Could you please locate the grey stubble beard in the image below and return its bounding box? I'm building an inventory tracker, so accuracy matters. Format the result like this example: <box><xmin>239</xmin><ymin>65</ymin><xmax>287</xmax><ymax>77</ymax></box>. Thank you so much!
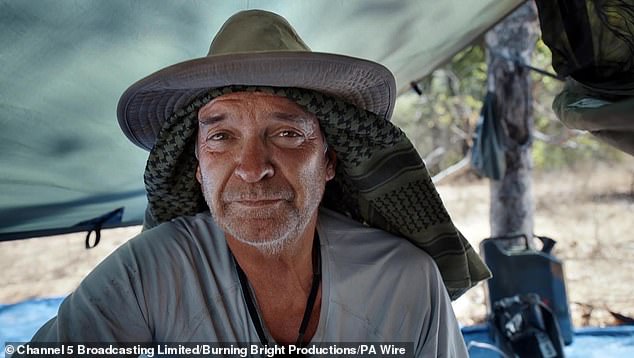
<box><xmin>200</xmin><ymin>176</ymin><xmax>315</xmax><ymax>256</ymax></box>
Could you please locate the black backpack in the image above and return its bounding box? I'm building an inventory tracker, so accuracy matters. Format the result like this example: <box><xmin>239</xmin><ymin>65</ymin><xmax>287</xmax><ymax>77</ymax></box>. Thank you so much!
<box><xmin>489</xmin><ymin>293</ymin><xmax>566</xmax><ymax>358</ymax></box>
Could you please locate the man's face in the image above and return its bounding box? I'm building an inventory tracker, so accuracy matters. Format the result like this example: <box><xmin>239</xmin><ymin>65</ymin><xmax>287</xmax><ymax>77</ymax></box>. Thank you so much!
<box><xmin>196</xmin><ymin>91</ymin><xmax>335</xmax><ymax>255</ymax></box>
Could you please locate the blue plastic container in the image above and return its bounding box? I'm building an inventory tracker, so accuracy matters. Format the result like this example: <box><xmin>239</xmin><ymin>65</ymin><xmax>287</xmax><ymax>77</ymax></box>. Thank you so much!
<box><xmin>480</xmin><ymin>234</ymin><xmax>574</xmax><ymax>345</ymax></box>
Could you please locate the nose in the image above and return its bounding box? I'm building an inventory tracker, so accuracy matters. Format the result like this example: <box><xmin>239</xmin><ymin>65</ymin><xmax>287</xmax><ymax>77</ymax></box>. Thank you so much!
<box><xmin>234</xmin><ymin>136</ymin><xmax>274</xmax><ymax>182</ymax></box>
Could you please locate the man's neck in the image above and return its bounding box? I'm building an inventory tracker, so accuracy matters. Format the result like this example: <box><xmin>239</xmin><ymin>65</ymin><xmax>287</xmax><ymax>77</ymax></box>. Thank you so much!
<box><xmin>225</xmin><ymin>214</ymin><xmax>318</xmax><ymax>292</ymax></box>
<box><xmin>225</xmin><ymin>214</ymin><xmax>321</xmax><ymax>344</ymax></box>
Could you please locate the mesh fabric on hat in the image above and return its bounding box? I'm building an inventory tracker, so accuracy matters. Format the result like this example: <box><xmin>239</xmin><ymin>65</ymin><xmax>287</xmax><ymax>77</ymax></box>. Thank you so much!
<box><xmin>144</xmin><ymin>86</ymin><xmax>491</xmax><ymax>299</ymax></box>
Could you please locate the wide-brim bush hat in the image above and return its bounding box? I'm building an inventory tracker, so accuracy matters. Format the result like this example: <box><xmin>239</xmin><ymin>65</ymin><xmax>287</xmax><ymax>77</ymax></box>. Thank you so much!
<box><xmin>117</xmin><ymin>9</ymin><xmax>491</xmax><ymax>299</ymax></box>
<box><xmin>117</xmin><ymin>9</ymin><xmax>396</xmax><ymax>151</ymax></box>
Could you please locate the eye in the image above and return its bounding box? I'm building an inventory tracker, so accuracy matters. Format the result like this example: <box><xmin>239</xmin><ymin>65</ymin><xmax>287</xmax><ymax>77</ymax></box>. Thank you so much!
<box><xmin>203</xmin><ymin>131</ymin><xmax>234</xmax><ymax>152</ymax></box>
<box><xmin>277</xmin><ymin>130</ymin><xmax>302</xmax><ymax>138</ymax></box>
<box><xmin>271</xmin><ymin>129</ymin><xmax>306</xmax><ymax>148</ymax></box>
<box><xmin>207</xmin><ymin>132</ymin><xmax>229</xmax><ymax>141</ymax></box>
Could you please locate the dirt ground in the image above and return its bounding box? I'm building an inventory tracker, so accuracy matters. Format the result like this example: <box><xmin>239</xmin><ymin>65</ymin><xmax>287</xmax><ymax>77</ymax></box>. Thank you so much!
<box><xmin>446</xmin><ymin>158</ymin><xmax>634</xmax><ymax>327</ymax></box>
<box><xmin>1</xmin><ymin>158</ymin><xmax>633</xmax><ymax>328</ymax></box>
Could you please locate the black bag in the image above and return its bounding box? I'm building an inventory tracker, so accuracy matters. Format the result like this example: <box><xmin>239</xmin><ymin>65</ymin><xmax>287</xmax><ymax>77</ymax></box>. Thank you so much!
<box><xmin>489</xmin><ymin>293</ymin><xmax>566</xmax><ymax>358</ymax></box>
<box><xmin>471</xmin><ymin>91</ymin><xmax>507</xmax><ymax>180</ymax></box>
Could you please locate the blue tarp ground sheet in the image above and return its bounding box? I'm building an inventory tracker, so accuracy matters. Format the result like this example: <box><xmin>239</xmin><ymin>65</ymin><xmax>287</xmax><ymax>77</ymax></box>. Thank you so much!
<box><xmin>1</xmin><ymin>297</ymin><xmax>634</xmax><ymax>357</ymax></box>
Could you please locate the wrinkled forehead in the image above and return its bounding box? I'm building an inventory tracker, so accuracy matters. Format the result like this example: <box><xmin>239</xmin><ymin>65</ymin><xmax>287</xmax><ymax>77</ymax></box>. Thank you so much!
<box><xmin>199</xmin><ymin>91</ymin><xmax>319</xmax><ymax>123</ymax></box>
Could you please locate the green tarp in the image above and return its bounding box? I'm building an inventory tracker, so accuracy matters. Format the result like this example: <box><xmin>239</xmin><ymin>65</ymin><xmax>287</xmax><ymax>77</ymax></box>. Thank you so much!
<box><xmin>0</xmin><ymin>0</ymin><xmax>523</xmax><ymax>240</ymax></box>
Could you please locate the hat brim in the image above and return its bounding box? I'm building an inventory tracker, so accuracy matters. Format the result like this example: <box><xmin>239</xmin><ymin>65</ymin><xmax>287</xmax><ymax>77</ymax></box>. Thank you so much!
<box><xmin>117</xmin><ymin>52</ymin><xmax>396</xmax><ymax>151</ymax></box>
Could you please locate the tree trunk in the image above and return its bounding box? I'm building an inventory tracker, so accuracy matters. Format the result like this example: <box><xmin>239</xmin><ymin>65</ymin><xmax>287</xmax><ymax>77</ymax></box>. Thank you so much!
<box><xmin>485</xmin><ymin>2</ymin><xmax>539</xmax><ymax>246</ymax></box>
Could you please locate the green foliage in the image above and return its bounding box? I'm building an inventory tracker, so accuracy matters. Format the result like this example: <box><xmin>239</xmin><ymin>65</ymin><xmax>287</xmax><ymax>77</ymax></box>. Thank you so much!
<box><xmin>533</xmin><ymin>134</ymin><xmax>626</xmax><ymax>170</ymax></box>
<box><xmin>529</xmin><ymin>39</ymin><xmax>626</xmax><ymax>170</ymax></box>
<box><xmin>393</xmin><ymin>39</ymin><xmax>627</xmax><ymax>176</ymax></box>
<box><xmin>393</xmin><ymin>44</ymin><xmax>487</xmax><ymax>176</ymax></box>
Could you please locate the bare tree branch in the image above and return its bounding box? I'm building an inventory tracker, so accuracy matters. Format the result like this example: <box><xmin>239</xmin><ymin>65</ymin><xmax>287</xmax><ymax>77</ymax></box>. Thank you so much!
<box><xmin>432</xmin><ymin>155</ymin><xmax>471</xmax><ymax>185</ymax></box>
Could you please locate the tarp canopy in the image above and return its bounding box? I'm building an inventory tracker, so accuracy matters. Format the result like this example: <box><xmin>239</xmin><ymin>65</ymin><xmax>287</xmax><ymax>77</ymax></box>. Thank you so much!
<box><xmin>0</xmin><ymin>0</ymin><xmax>523</xmax><ymax>240</ymax></box>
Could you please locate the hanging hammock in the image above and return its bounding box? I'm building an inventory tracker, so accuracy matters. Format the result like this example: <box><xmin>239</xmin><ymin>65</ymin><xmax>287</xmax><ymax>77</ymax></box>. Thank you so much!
<box><xmin>535</xmin><ymin>0</ymin><xmax>634</xmax><ymax>155</ymax></box>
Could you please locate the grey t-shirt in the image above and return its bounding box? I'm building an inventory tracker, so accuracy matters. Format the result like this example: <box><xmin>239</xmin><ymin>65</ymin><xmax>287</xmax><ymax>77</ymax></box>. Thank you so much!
<box><xmin>31</xmin><ymin>208</ymin><xmax>467</xmax><ymax>357</ymax></box>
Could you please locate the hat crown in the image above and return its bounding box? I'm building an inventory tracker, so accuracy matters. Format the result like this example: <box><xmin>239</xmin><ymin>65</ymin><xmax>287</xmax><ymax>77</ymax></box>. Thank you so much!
<box><xmin>208</xmin><ymin>10</ymin><xmax>310</xmax><ymax>55</ymax></box>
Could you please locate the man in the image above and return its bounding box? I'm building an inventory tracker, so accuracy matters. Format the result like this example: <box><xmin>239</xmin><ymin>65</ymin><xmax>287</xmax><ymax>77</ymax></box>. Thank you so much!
<box><xmin>29</xmin><ymin>9</ymin><xmax>489</xmax><ymax>356</ymax></box>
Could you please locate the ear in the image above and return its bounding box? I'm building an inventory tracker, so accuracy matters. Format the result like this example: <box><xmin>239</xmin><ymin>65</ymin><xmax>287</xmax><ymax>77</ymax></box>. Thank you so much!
<box><xmin>325</xmin><ymin>148</ymin><xmax>337</xmax><ymax>181</ymax></box>
<box><xmin>195</xmin><ymin>165</ymin><xmax>202</xmax><ymax>184</ymax></box>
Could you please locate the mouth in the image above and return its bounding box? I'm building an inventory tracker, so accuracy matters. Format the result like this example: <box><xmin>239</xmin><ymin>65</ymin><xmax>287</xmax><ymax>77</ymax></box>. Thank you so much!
<box><xmin>230</xmin><ymin>199</ymin><xmax>287</xmax><ymax>208</ymax></box>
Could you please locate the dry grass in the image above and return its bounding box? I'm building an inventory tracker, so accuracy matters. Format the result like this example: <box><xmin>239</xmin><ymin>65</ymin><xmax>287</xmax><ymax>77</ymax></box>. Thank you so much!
<box><xmin>0</xmin><ymin>227</ymin><xmax>139</xmax><ymax>303</ymax></box>
<box><xmin>1</xmin><ymin>157</ymin><xmax>633</xmax><ymax>329</ymax></box>
<box><xmin>446</xmin><ymin>158</ymin><xmax>634</xmax><ymax>327</ymax></box>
